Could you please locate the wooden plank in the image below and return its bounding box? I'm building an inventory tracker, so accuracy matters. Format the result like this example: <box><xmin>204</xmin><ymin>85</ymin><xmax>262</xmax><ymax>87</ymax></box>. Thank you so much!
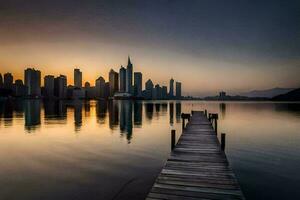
<box><xmin>145</xmin><ymin>111</ymin><xmax>245</xmax><ymax>200</ymax></box>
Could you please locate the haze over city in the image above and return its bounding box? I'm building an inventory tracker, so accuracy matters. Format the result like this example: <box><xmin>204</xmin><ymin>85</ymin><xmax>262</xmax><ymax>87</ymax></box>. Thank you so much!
<box><xmin>0</xmin><ymin>0</ymin><xmax>299</xmax><ymax>96</ymax></box>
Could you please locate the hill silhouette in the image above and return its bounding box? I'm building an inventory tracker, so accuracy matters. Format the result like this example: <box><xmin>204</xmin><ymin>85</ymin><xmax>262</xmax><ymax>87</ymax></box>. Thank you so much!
<box><xmin>272</xmin><ymin>88</ymin><xmax>300</xmax><ymax>101</ymax></box>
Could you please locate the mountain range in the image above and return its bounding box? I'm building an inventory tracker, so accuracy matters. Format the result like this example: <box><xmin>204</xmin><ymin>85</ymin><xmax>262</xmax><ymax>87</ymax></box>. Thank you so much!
<box><xmin>239</xmin><ymin>87</ymin><xmax>295</xmax><ymax>98</ymax></box>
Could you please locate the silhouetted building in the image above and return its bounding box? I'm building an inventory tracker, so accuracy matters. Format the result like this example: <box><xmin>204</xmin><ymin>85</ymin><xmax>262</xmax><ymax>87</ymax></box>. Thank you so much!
<box><xmin>84</xmin><ymin>82</ymin><xmax>95</xmax><ymax>99</ymax></box>
<box><xmin>24</xmin><ymin>68</ymin><xmax>41</xmax><ymax>97</ymax></box>
<box><xmin>176</xmin><ymin>81</ymin><xmax>182</xmax><ymax>98</ymax></box>
<box><xmin>119</xmin><ymin>66</ymin><xmax>126</xmax><ymax>92</ymax></box>
<box><xmin>72</xmin><ymin>87</ymin><xmax>85</xmax><ymax>99</ymax></box>
<box><xmin>126</xmin><ymin>56</ymin><xmax>133</xmax><ymax>94</ymax></box>
<box><xmin>54</xmin><ymin>75</ymin><xmax>67</xmax><ymax>99</ymax></box>
<box><xmin>104</xmin><ymin>82</ymin><xmax>110</xmax><ymax>99</ymax></box>
<box><xmin>74</xmin><ymin>68</ymin><xmax>82</xmax><ymax>88</ymax></box>
<box><xmin>4</xmin><ymin>72</ymin><xmax>13</xmax><ymax>90</ymax></box>
<box><xmin>84</xmin><ymin>82</ymin><xmax>90</xmax><ymax>88</ymax></box>
<box><xmin>109</xmin><ymin>69</ymin><xmax>119</xmax><ymax>96</ymax></box>
<box><xmin>134</xmin><ymin>72</ymin><xmax>142</xmax><ymax>97</ymax></box>
<box><xmin>44</xmin><ymin>75</ymin><xmax>55</xmax><ymax>97</ymax></box>
<box><xmin>153</xmin><ymin>84</ymin><xmax>162</xmax><ymax>99</ymax></box>
<box><xmin>169</xmin><ymin>78</ymin><xmax>174</xmax><ymax>98</ymax></box>
<box><xmin>162</xmin><ymin>86</ymin><xmax>168</xmax><ymax>99</ymax></box>
<box><xmin>96</xmin><ymin>76</ymin><xmax>105</xmax><ymax>98</ymax></box>
<box><xmin>0</xmin><ymin>73</ymin><xmax>3</xmax><ymax>88</ymax></box>
<box><xmin>13</xmin><ymin>79</ymin><xmax>26</xmax><ymax>96</ymax></box>
<box><xmin>144</xmin><ymin>79</ymin><xmax>154</xmax><ymax>99</ymax></box>
<box><xmin>219</xmin><ymin>91</ymin><xmax>226</xmax><ymax>100</ymax></box>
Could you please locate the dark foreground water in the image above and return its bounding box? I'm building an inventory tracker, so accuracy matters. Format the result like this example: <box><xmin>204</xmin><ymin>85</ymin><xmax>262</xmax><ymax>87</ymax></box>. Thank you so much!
<box><xmin>0</xmin><ymin>100</ymin><xmax>299</xmax><ymax>200</ymax></box>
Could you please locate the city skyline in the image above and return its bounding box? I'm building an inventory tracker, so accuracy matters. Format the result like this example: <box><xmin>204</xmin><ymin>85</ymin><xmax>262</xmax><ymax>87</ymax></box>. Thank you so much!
<box><xmin>0</xmin><ymin>0</ymin><xmax>299</xmax><ymax>96</ymax></box>
<box><xmin>0</xmin><ymin>56</ymin><xmax>182</xmax><ymax>100</ymax></box>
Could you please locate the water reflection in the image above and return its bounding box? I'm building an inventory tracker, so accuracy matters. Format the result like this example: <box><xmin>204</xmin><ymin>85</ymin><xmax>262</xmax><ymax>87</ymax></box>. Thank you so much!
<box><xmin>0</xmin><ymin>100</ymin><xmax>300</xmax><ymax>200</ymax></box>
<box><xmin>96</xmin><ymin>100</ymin><xmax>107</xmax><ymax>124</ymax></box>
<box><xmin>220</xmin><ymin>103</ymin><xmax>226</xmax><ymax>119</ymax></box>
<box><xmin>176</xmin><ymin>102</ymin><xmax>181</xmax><ymax>123</ymax></box>
<box><xmin>145</xmin><ymin>102</ymin><xmax>154</xmax><ymax>120</ymax></box>
<box><xmin>25</xmin><ymin>100</ymin><xmax>41</xmax><ymax>131</ymax></box>
<box><xmin>0</xmin><ymin>100</ymin><xmax>183</xmax><ymax>142</ymax></box>
<box><xmin>169</xmin><ymin>102</ymin><xmax>174</xmax><ymax>125</ymax></box>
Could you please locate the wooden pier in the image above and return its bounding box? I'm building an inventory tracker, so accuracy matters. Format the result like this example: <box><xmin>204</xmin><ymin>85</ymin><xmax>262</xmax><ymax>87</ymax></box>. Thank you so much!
<box><xmin>146</xmin><ymin>111</ymin><xmax>245</xmax><ymax>200</ymax></box>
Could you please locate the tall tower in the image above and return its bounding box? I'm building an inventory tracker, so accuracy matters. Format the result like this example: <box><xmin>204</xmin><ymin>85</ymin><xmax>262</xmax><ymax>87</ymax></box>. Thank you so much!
<box><xmin>3</xmin><ymin>73</ymin><xmax>13</xmax><ymax>90</ymax></box>
<box><xmin>126</xmin><ymin>56</ymin><xmax>133</xmax><ymax>94</ymax></box>
<box><xmin>95</xmin><ymin>76</ymin><xmax>105</xmax><ymax>98</ymax></box>
<box><xmin>119</xmin><ymin>66</ymin><xmax>126</xmax><ymax>92</ymax></box>
<box><xmin>24</xmin><ymin>68</ymin><xmax>41</xmax><ymax>96</ymax></box>
<box><xmin>176</xmin><ymin>81</ymin><xmax>182</xmax><ymax>98</ymax></box>
<box><xmin>109</xmin><ymin>69</ymin><xmax>119</xmax><ymax>96</ymax></box>
<box><xmin>169</xmin><ymin>78</ymin><xmax>174</xmax><ymax>98</ymax></box>
<box><xmin>44</xmin><ymin>75</ymin><xmax>55</xmax><ymax>97</ymax></box>
<box><xmin>74</xmin><ymin>68</ymin><xmax>82</xmax><ymax>88</ymax></box>
<box><xmin>54</xmin><ymin>75</ymin><xmax>67</xmax><ymax>99</ymax></box>
<box><xmin>134</xmin><ymin>72</ymin><xmax>142</xmax><ymax>97</ymax></box>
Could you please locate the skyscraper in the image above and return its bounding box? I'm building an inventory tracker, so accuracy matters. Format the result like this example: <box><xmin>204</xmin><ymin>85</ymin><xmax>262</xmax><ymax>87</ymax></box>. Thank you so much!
<box><xmin>54</xmin><ymin>75</ymin><xmax>67</xmax><ymax>99</ymax></box>
<box><xmin>169</xmin><ymin>78</ymin><xmax>174</xmax><ymax>98</ymax></box>
<box><xmin>0</xmin><ymin>73</ymin><xmax>3</xmax><ymax>88</ymax></box>
<box><xmin>44</xmin><ymin>75</ymin><xmax>55</xmax><ymax>97</ymax></box>
<box><xmin>95</xmin><ymin>76</ymin><xmax>105</xmax><ymax>98</ymax></box>
<box><xmin>3</xmin><ymin>73</ymin><xmax>13</xmax><ymax>90</ymax></box>
<box><xmin>176</xmin><ymin>81</ymin><xmax>182</xmax><ymax>98</ymax></box>
<box><xmin>119</xmin><ymin>66</ymin><xmax>126</xmax><ymax>92</ymax></box>
<box><xmin>74</xmin><ymin>68</ymin><xmax>82</xmax><ymax>88</ymax></box>
<box><xmin>13</xmin><ymin>79</ymin><xmax>26</xmax><ymax>96</ymax></box>
<box><xmin>134</xmin><ymin>72</ymin><xmax>142</xmax><ymax>97</ymax></box>
<box><xmin>153</xmin><ymin>84</ymin><xmax>162</xmax><ymax>100</ymax></box>
<box><xmin>145</xmin><ymin>79</ymin><xmax>154</xmax><ymax>99</ymax></box>
<box><xmin>162</xmin><ymin>86</ymin><xmax>168</xmax><ymax>99</ymax></box>
<box><xmin>126</xmin><ymin>56</ymin><xmax>133</xmax><ymax>94</ymax></box>
<box><xmin>24</xmin><ymin>68</ymin><xmax>41</xmax><ymax>96</ymax></box>
<box><xmin>109</xmin><ymin>69</ymin><xmax>119</xmax><ymax>96</ymax></box>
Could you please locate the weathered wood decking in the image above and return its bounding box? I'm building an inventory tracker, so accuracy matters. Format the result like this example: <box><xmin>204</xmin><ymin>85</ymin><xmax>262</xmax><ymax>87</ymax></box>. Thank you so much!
<box><xmin>146</xmin><ymin>111</ymin><xmax>245</xmax><ymax>200</ymax></box>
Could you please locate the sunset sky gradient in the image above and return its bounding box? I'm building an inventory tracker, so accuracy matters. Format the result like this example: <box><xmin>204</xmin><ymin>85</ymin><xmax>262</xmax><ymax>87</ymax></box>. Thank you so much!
<box><xmin>0</xmin><ymin>0</ymin><xmax>299</xmax><ymax>96</ymax></box>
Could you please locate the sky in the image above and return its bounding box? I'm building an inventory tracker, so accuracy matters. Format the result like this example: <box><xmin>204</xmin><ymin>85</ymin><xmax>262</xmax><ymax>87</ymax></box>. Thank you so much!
<box><xmin>0</xmin><ymin>0</ymin><xmax>299</xmax><ymax>96</ymax></box>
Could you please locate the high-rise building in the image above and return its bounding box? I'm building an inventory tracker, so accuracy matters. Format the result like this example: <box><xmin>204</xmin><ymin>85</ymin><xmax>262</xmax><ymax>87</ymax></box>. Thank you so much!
<box><xmin>109</xmin><ymin>69</ymin><xmax>119</xmax><ymax>96</ymax></box>
<box><xmin>24</xmin><ymin>68</ymin><xmax>41</xmax><ymax>96</ymax></box>
<box><xmin>3</xmin><ymin>73</ymin><xmax>13</xmax><ymax>90</ymax></box>
<box><xmin>104</xmin><ymin>82</ymin><xmax>110</xmax><ymax>99</ymax></box>
<box><xmin>44</xmin><ymin>75</ymin><xmax>55</xmax><ymax>97</ymax></box>
<box><xmin>84</xmin><ymin>82</ymin><xmax>90</xmax><ymax>88</ymax></box>
<box><xmin>153</xmin><ymin>84</ymin><xmax>162</xmax><ymax>100</ymax></box>
<box><xmin>74</xmin><ymin>68</ymin><xmax>82</xmax><ymax>88</ymax></box>
<box><xmin>169</xmin><ymin>78</ymin><xmax>174</xmax><ymax>98</ymax></box>
<box><xmin>219</xmin><ymin>91</ymin><xmax>226</xmax><ymax>100</ymax></box>
<box><xmin>119</xmin><ymin>66</ymin><xmax>126</xmax><ymax>92</ymax></box>
<box><xmin>13</xmin><ymin>79</ymin><xmax>26</xmax><ymax>96</ymax></box>
<box><xmin>134</xmin><ymin>72</ymin><xmax>142</xmax><ymax>97</ymax></box>
<box><xmin>162</xmin><ymin>86</ymin><xmax>168</xmax><ymax>99</ymax></box>
<box><xmin>95</xmin><ymin>76</ymin><xmax>105</xmax><ymax>98</ymax></box>
<box><xmin>0</xmin><ymin>73</ymin><xmax>3</xmax><ymax>88</ymax></box>
<box><xmin>54</xmin><ymin>75</ymin><xmax>67</xmax><ymax>99</ymax></box>
<box><xmin>145</xmin><ymin>79</ymin><xmax>154</xmax><ymax>99</ymax></box>
<box><xmin>176</xmin><ymin>81</ymin><xmax>182</xmax><ymax>98</ymax></box>
<box><xmin>126</xmin><ymin>56</ymin><xmax>133</xmax><ymax>94</ymax></box>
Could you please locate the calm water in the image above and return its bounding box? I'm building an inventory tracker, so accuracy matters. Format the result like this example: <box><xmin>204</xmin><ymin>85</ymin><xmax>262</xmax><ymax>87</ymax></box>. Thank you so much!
<box><xmin>0</xmin><ymin>100</ymin><xmax>299</xmax><ymax>200</ymax></box>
